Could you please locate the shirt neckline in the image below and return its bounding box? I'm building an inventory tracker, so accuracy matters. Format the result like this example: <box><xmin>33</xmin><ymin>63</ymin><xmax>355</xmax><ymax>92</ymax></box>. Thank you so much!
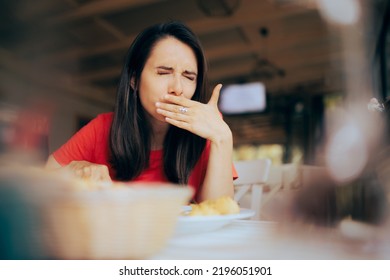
<box><xmin>150</xmin><ymin>149</ymin><xmax>163</xmax><ymax>159</ymax></box>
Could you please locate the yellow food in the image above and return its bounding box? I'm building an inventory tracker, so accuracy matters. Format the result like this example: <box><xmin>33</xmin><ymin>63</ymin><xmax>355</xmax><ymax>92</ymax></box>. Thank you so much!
<box><xmin>189</xmin><ymin>196</ymin><xmax>240</xmax><ymax>216</ymax></box>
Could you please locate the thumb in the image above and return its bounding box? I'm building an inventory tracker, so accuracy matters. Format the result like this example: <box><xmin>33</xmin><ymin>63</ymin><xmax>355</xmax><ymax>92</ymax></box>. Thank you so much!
<box><xmin>208</xmin><ymin>84</ymin><xmax>223</xmax><ymax>106</ymax></box>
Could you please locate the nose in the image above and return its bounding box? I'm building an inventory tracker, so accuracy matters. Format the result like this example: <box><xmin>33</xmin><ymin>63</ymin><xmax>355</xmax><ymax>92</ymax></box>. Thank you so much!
<box><xmin>168</xmin><ymin>75</ymin><xmax>183</xmax><ymax>96</ymax></box>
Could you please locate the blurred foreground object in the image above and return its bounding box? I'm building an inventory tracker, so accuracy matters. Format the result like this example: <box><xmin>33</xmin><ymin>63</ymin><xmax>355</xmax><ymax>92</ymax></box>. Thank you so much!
<box><xmin>0</xmin><ymin>167</ymin><xmax>192</xmax><ymax>259</ymax></box>
<box><xmin>367</xmin><ymin>98</ymin><xmax>385</xmax><ymax>113</ymax></box>
<box><xmin>0</xmin><ymin>101</ymin><xmax>52</xmax><ymax>165</ymax></box>
<box><xmin>291</xmin><ymin>168</ymin><xmax>387</xmax><ymax>227</ymax></box>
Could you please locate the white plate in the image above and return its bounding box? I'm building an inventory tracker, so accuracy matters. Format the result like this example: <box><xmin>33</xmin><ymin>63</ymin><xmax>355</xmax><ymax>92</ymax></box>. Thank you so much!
<box><xmin>174</xmin><ymin>208</ymin><xmax>255</xmax><ymax>236</ymax></box>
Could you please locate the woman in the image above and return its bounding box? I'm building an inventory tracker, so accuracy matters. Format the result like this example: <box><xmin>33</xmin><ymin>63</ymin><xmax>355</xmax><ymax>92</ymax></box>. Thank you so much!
<box><xmin>46</xmin><ymin>21</ymin><xmax>235</xmax><ymax>202</ymax></box>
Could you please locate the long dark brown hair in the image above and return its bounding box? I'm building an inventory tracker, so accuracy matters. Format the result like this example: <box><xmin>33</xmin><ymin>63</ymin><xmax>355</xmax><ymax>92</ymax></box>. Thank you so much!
<box><xmin>109</xmin><ymin>21</ymin><xmax>209</xmax><ymax>184</ymax></box>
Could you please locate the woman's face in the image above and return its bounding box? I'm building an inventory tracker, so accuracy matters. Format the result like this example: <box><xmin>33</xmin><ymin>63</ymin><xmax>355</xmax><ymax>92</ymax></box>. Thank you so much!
<box><xmin>138</xmin><ymin>36</ymin><xmax>198</xmax><ymax>122</ymax></box>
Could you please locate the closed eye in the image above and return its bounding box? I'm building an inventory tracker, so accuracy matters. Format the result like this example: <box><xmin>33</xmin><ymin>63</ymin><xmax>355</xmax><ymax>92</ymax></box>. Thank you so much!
<box><xmin>156</xmin><ymin>66</ymin><xmax>173</xmax><ymax>75</ymax></box>
<box><xmin>157</xmin><ymin>71</ymin><xmax>170</xmax><ymax>75</ymax></box>
<box><xmin>184</xmin><ymin>75</ymin><xmax>196</xmax><ymax>81</ymax></box>
<box><xmin>183</xmin><ymin>71</ymin><xmax>197</xmax><ymax>81</ymax></box>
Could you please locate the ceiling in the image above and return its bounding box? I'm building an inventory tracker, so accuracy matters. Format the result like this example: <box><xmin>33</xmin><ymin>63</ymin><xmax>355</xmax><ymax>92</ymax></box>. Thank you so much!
<box><xmin>1</xmin><ymin>0</ymin><xmax>346</xmax><ymax>104</ymax></box>
<box><xmin>1</xmin><ymin>0</ymin><xmax>384</xmax><ymax>146</ymax></box>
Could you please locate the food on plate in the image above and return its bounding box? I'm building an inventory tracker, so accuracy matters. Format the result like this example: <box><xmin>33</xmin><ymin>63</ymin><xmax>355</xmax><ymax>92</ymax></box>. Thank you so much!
<box><xmin>189</xmin><ymin>196</ymin><xmax>240</xmax><ymax>216</ymax></box>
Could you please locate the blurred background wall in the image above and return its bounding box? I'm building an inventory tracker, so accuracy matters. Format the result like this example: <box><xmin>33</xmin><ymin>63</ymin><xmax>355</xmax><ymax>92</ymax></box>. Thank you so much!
<box><xmin>0</xmin><ymin>0</ymin><xmax>389</xmax><ymax>166</ymax></box>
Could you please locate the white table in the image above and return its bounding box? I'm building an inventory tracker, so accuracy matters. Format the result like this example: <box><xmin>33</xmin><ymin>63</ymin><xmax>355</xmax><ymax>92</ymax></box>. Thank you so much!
<box><xmin>151</xmin><ymin>220</ymin><xmax>381</xmax><ymax>260</ymax></box>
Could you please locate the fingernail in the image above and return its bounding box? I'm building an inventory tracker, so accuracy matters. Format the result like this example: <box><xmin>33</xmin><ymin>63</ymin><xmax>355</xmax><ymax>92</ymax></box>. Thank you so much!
<box><xmin>155</xmin><ymin>102</ymin><xmax>160</xmax><ymax>107</ymax></box>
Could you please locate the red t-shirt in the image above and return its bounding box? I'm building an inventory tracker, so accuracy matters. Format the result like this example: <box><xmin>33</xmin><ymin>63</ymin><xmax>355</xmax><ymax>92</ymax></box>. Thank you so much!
<box><xmin>53</xmin><ymin>113</ymin><xmax>236</xmax><ymax>200</ymax></box>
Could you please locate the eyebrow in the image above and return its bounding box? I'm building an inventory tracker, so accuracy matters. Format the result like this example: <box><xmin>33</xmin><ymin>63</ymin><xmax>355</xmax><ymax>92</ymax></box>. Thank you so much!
<box><xmin>156</xmin><ymin>66</ymin><xmax>197</xmax><ymax>76</ymax></box>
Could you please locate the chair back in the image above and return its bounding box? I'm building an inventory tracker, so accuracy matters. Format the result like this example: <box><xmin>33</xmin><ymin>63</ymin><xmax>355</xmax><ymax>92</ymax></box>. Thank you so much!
<box><xmin>233</xmin><ymin>158</ymin><xmax>271</xmax><ymax>220</ymax></box>
<box><xmin>234</xmin><ymin>159</ymin><xmax>271</xmax><ymax>185</ymax></box>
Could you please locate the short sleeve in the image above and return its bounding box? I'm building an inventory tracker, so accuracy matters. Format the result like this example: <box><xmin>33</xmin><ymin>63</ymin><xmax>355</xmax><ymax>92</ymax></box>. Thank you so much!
<box><xmin>52</xmin><ymin>115</ymin><xmax>102</xmax><ymax>166</ymax></box>
<box><xmin>232</xmin><ymin>163</ymin><xmax>238</xmax><ymax>180</ymax></box>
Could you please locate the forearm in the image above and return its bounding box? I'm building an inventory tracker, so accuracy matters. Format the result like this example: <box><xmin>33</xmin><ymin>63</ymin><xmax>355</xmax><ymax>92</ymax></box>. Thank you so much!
<box><xmin>45</xmin><ymin>155</ymin><xmax>111</xmax><ymax>181</ymax></box>
<box><xmin>199</xmin><ymin>130</ymin><xmax>234</xmax><ymax>201</ymax></box>
<box><xmin>45</xmin><ymin>155</ymin><xmax>62</xmax><ymax>169</ymax></box>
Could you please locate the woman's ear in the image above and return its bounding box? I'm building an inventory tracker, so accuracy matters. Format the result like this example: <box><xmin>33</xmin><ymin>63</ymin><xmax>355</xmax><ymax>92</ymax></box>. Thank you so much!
<box><xmin>130</xmin><ymin>77</ymin><xmax>136</xmax><ymax>90</ymax></box>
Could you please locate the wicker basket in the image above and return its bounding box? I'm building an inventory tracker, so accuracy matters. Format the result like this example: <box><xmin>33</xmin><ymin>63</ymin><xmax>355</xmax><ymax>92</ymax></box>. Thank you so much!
<box><xmin>0</xmin><ymin>167</ymin><xmax>192</xmax><ymax>259</ymax></box>
<box><xmin>42</xmin><ymin>184</ymin><xmax>192</xmax><ymax>259</ymax></box>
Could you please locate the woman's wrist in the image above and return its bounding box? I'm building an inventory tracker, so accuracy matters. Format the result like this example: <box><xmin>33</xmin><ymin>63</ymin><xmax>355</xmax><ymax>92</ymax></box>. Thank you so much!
<box><xmin>210</xmin><ymin>124</ymin><xmax>233</xmax><ymax>147</ymax></box>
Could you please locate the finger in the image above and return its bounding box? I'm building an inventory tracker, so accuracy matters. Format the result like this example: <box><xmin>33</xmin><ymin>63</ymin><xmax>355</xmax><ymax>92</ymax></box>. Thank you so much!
<box><xmin>162</xmin><ymin>94</ymin><xmax>193</xmax><ymax>107</ymax></box>
<box><xmin>156</xmin><ymin>102</ymin><xmax>190</xmax><ymax>114</ymax></box>
<box><xmin>83</xmin><ymin>166</ymin><xmax>92</xmax><ymax>178</ymax></box>
<box><xmin>90</xmin><ymin>166</ymin><xmax>102</xmax><ymax>181</ymax></box>
<box><xmin>156</xmin><ymin>108</ymin><xmax>190</xmax><ymax>121</ymax></box>
<box><xmin>74</xmin><ymin>168</ymin><xmax>84</xmax><ymax>178</ymax></box>
<box><xmin>68</xmin><ymin>161</ymin><xmax>88</xmax><ymax>176</ymax></box>
<box><xmin>165</xmin><ymin>117</ymin><xmax>192</xmax><ymax>131</ymax></box>
<box><xmin>208</xmin><ymin>84</ymin><xmax>222</xmax><ymax>106</ymax></box>
<box><xmin>96</xmin><ymin>166</ymin><xmax>111</xmax><ymax>183</ymax></box>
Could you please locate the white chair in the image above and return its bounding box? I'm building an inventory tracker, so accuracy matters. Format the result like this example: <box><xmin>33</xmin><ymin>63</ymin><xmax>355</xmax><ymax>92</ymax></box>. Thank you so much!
<box><xmin>261</xmin><ymin>163</ymin><xmax>300</xmax><ymax>208</ymax></box>
<box><xmin>233</xmin><ymin>158</ymin><xmax>271</xmax><ymax>220</ymax></box>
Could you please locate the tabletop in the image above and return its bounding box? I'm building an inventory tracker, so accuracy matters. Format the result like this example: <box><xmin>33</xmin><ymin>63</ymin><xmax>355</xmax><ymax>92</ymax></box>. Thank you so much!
<box><xmin>152</xmin><ymin>220</ymin><xmax>342</xmax><ymax>260</ymax></box>
<box><xmin>152</xmin><ymin>218</ymin><xmax>390</xmax><ymax>260</ymax></box>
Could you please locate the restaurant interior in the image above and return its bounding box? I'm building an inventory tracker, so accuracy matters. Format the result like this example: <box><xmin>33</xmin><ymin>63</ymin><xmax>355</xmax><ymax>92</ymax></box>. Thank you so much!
<box><xmin>1</xmin><ymin>0</ymin><xmax>390</xmax><ymax>260</ymax></box>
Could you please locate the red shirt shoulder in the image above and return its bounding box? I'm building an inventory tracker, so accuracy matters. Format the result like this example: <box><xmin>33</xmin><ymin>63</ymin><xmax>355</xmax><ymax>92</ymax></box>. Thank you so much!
<box><xmin>52</xmin><ymin>112</ymin><xmax>113</xmax><ymax>173</ymax></box>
